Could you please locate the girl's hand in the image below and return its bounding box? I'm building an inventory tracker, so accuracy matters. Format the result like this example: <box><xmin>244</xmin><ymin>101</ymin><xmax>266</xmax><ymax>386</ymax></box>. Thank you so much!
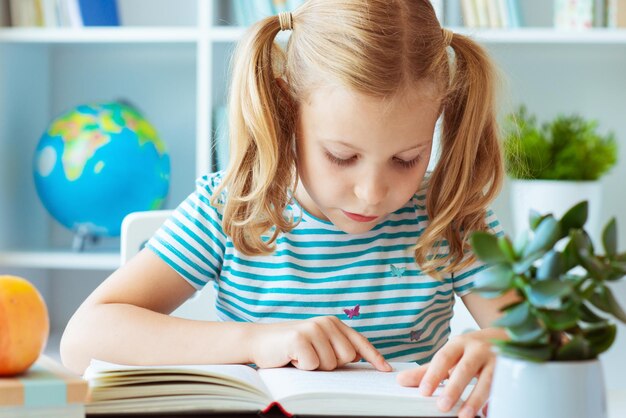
<box><xmin>248</xmin><ymin>316</ymin><xmax>392</xmax><ymax>372</ymax></box>
<box><xmin>396</xmin><ymin>328</ymin><xmax>504</xmax><ymax>418</ymax></box>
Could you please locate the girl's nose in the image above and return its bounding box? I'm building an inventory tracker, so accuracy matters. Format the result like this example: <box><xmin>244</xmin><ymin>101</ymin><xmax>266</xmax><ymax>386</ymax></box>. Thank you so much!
<box><xmin>354</xmin><ymin>173</ymin><xmax>388</xmax><ymax>207</ymax></box>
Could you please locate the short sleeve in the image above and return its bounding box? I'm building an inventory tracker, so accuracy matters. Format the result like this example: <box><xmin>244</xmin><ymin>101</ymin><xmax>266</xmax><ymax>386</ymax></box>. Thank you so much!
<box><xmin>146</xmin><ymin>173</ymin><xmax>227</xmax><ymax>290</ymax></box>
<box><xmin>452</xmin><ymin>208</ymin><xmax>505</xmax><ymax>297</ymax></box>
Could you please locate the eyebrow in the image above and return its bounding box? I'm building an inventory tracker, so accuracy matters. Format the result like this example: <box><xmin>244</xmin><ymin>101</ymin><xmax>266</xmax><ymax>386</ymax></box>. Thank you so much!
<box><xmin>323</xmin><ymin>139</ymin><xmax>430</xmax><ymax>153</ymax></box>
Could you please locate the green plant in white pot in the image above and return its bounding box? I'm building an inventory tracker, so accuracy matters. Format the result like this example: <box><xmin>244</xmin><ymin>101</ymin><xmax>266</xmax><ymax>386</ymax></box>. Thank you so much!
<box><xmin>503</xmin><ymin>106</ymin><xmax>617</xmax><ymax>243</ymax></box>
<box><xmin>470</xmin><ymin>201</ymin><xmax>625</xmax><ymax>418</ymax></box>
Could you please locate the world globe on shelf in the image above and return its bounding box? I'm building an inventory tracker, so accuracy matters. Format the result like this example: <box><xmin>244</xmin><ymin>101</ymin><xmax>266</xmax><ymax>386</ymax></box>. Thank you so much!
<box><xmin>33</xmin><ymin>101</ymin><xmax>170</xmax><ymax>251</ymax></box>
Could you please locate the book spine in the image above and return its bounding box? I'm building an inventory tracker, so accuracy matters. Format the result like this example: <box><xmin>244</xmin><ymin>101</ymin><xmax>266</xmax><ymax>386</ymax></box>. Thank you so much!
<box><xmin>460</xmin><ymin>0</ymin><xmax>477</xmax><ymax>27</ymax></box>
<box><xmin>497</xmin><ymin>0</ymin><xmax>510</xmax><ymax>28</ymax></box>
<box><xmin>64</xmin><ymin>0</ymin><xmax>83</xmax><ymax>27</ymax></box>
<box><xmin>77</xmin><ymin>0</ymin><xmax>119</xmax><ymax>26</ymax></box>
<box><xmin>593</xmin><ymin>0</ymin><xmax>606</xmax><ymax>26</ymax></box>
<box><xmin>616</xmin><ymin>0</ymin><xmax>626</xmax><ymax>26</ymax></box>
<box><xmin>41</xmin><ymin>0</ymin><xmax>59</xmax><ymax>27</ymax></box>
<box><xmin>0</xmin><ymin>0</ymin><xmax>8</xmax><ymax>26</ymax></box>
<box><xmin>506</xmin><ymin>0</ymin><xmax>521</xmax><ymax>27</ymax></box>
<box><xmin>475</xmin><ymin>0</ymin><xmax>490</xmax><ymax>27</ymax></box>
<box><xmin>486</xmin><ymin>0</ymin><xmax>501</xmax><ymax>27</ymax></box>
<box><xmin>555</xmin><ymin>0</ymin><xmax>594</xmax><ymax>29</ymax></box>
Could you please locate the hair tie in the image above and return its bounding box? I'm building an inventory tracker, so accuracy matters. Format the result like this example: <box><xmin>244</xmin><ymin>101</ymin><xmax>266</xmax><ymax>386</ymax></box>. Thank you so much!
<box><xmin>278</xmin><ymin>12</ymin><xmax>293</xmax><ymax>31</ymax></box>
<box><xmin>442</xmin><ymin>28</ymin><xmax>454</xmax><ymax>47</ymax></box>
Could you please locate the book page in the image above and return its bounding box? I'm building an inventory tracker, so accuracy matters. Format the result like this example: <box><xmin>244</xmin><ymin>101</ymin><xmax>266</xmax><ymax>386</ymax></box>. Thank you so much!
<box><xmin>259</xmin><ymin>362</ymin><xmax>448</xmax><ymax>400</ymax></box>
<box><xmin>258</xmin><ymin>363</ymin><xmax>472</xmax><ymax>416</ymax></box>
<box><xmin>85</xmin><ymin>359</ymin><xmax>271</xmax><ymax>399</ymax></box>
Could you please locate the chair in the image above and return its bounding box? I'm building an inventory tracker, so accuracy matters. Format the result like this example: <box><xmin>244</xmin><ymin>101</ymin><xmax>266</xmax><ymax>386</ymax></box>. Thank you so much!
<box><xmin>120</xmin><ymin>210</ymin><xmax>218</xmax><ymax>321</ymax></box>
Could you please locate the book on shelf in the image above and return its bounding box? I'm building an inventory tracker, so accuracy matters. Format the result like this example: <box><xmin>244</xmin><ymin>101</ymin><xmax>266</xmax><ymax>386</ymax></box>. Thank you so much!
<box><xmin>0</xmin><ymin>0</ymin><xmax>10</xmax><ymax>26</ymax></box>
<box><xmin>554</xmin><ymin>0</ymin><xmax>594</xmax><ymax>29</ymax></box>
<box><xmin>459</xmin><ymin>0</ymin><xmax>522</xmax><ymax>28</ymax></box>
<box><xmin>84</xmin><ymin>359</ymin><xmax>474</xmax><ymax>417</ymax></box>
<box><xmin>608</xmin><ymin>0</ymin><xmax>626</xmax><ymax>27</ymax></box>
<box><xmin>0</xmin><ymin>355</ymin><xmax>88</xmax><ymax>418</ymax></box>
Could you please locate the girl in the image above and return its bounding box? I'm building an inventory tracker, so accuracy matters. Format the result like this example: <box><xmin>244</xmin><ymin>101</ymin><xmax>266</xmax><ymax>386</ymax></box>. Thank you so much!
<box><xmin>61</xmin><ymin>1</ymin><xmax>517</xmax><ymax>417</ymax></box>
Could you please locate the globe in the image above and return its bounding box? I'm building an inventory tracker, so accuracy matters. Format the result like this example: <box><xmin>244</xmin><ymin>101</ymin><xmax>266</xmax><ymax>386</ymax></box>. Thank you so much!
<box><xmin>33</xmin><ymin>101</ymin><xmax>170</xmax><ymax>247</ymax></box>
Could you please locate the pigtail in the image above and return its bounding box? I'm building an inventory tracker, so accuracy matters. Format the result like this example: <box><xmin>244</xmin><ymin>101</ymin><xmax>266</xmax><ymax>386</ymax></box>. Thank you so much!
<box><xmin>416</xmin><ymin>33</ymin><xmax>504</xmax><ymax>277</ymax></box>
<box><xmin>212</xmin><ymin>15</ymin><xmax>298</xmax><ymax>255</ymax></box>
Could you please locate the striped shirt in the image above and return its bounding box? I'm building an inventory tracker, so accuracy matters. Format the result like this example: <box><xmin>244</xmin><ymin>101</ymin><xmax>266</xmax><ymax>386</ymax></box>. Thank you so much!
<box><xmin>147</xmin><ymin>171</ymin><xmax>503</xmax><ymax>363</ymax></box>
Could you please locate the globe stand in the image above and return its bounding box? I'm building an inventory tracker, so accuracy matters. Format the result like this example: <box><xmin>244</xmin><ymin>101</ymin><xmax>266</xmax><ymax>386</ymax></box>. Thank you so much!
<box><xmin>72</xmin><ymin>225</ymin><xmax>101</xmax><ymax>252</ymax></box>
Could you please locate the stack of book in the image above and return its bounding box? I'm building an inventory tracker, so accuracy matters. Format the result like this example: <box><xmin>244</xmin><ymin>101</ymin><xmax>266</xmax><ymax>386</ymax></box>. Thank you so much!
<box><xmin>555</xmin><ymin>0</ymin><xmax>626</xmax><ymax>29</ymax></box>
<box><xmin>6</xmin><ymin>0</ymin><xmax>119</xmax><ymax>27</ymax></box>
<box><xmin>0</xmin><ymin>355</ymin><xmax>88</xmax><ymax>418</ymax></box>
<box><xmin>459</xmin><ymin>0</ymin><xmax>523</xmax><ymax>28</ymax></box>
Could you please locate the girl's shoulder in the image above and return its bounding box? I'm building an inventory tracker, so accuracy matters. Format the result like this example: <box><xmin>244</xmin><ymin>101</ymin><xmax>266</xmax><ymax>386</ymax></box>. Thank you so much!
<box><xmin>194</xmin><ymin>171</ymin><xmax>228</xmax><ymax>207</ymax></box>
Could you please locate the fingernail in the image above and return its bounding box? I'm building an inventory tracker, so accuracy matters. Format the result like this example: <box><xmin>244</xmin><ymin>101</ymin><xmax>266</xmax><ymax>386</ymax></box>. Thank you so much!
<box><xmin>437</xmin><ymin>396</ymin><xmax>453</xmax><ymax>411</ymax></box>
<box><xmin>383</xmin><ymin>360</ymin><xmax>392</xmax><ymax>371</ymax></box>
<box><xmin>459</xmin><ymin>405</ymin><xmax>475</xmax><ymax>418</ymax></box>
<box><xmin>419</xmin><ymin>383</ymin><xmax>433</xmax><ymax>396</ymax></box>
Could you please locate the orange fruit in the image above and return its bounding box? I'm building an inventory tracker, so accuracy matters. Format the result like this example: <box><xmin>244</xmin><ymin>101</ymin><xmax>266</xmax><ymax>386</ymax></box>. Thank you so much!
<box><xmin>0</xmin><ymin>275</ymin><xmax>49</xmax><ymax>376</ymax></box>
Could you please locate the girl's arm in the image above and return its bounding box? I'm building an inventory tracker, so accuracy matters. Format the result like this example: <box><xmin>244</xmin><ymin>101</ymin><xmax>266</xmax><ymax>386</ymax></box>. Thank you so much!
<box><xmin>60</xmin><ymin>249</ymin><xmax>389</xmax><ymax>375</ymax></box>
<box><xmin>397</xmin><ymin>291</ymin><xmax>518</xmax><ymax>418</ymax></box>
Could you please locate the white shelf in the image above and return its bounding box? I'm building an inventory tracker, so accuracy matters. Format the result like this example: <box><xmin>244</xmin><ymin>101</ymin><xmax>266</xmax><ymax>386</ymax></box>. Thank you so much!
<box><xmin>2</xmin><ymin>26</ymin><xmax>626</xmax><ymax>45</ymax></box>
<box><xmin>0</xmin><ymin>27</ymin><xmax>201</xmax><ymax>43</ymax></box>
<box><xmin>0</xmin><ymin>250</ymin><xmax>120</xmax><ymax>270</ymax></box>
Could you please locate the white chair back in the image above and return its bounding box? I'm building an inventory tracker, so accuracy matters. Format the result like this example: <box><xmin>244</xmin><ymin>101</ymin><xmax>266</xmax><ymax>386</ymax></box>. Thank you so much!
<box><xmin>121</xmin><ymin>211</ymin><xmax>219</xmax><ymax>321</ymax></box>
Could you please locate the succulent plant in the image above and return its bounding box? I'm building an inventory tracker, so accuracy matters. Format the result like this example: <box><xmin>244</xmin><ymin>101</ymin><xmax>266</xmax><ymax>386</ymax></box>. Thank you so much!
<box><xmin>470</xmin><ymin>201</ymin><xmax>626</xmax><ymax>361</ymax></box>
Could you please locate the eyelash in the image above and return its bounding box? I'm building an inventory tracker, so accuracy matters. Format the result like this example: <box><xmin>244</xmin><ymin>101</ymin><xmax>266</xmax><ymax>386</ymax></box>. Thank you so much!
<box><xmin>325</xmin><ymin>152</ymin><xmax>421</xmax><ymax>169</ymax></box>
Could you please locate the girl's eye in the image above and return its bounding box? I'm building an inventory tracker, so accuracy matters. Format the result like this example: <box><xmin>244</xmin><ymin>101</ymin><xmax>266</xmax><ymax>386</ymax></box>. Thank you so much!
<box><xmin>394</xmin><ymin>156</ymin><xmax>421</xmax><ymax>169</ymax></box>
<box><xmin>325</xmin><ymin>151</ymin><xmax>356</xmax><ymax>166</ymax></box>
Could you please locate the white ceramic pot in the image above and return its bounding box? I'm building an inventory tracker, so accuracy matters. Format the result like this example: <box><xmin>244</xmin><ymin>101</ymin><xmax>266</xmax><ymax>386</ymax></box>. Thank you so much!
<box><xmin>489</xmin><ymin>355</ymin><xmax>607</xmax><ymax>418</ymax></box>
<box><xmin>509</xmin><ymin>179</ymin><xmax>602</xmax><ymax>243</ymax></box>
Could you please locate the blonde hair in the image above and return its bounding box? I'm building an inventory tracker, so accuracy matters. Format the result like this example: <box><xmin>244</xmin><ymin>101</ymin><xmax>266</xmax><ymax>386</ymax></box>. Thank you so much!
<box><xmin>213</xmin><ymin>0</ymin><xmax>503</xmax><ymax>277</ymax></box>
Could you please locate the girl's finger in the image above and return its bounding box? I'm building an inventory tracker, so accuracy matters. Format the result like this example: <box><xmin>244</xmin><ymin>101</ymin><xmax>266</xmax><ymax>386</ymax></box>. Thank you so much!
<box><xmin>418</xmin><ymin>342</ymin><xmax>463</xmax><ymax>396</ymax></box>
<box><xmin>310</xmin><ymin>334</ymin><xmax>339</xmax><ymax>371</ymax></box>
<box><xmin>324</xmin><ymin>320</ymin><xmax>358</xmax><ymax>366</ymax></box>
<box><xmin>337</xmin><ymin>321</ymin><xmax>391</xmax><ymax>372</ymax></box>
<box><xmin>458</xmin><ymin>363</ymin><xmax>494</xmax><ymax>418</ymax></box>
<box><xmin>396</xmin><ymin>364</ymin><xmax>428</xmax><ymax>387</ymax></box>
<box><xmin>437</xmin><ymin>354</ymin><xmax>484</xmax><ymax>412</ymax></box>
<box><xmin>289</xmin><ymin>339</ymin><xmax>321</xmax><ymax>371</ymax></box>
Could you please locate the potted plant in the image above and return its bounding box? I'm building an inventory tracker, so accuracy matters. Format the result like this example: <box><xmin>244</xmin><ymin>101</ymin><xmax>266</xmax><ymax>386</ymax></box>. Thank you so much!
<box><xmin>470</xmin><ymin>200</ymin><xmax>626</xmax><ymax>418</ymax></box>
<box><xmin>503</xmin><ymin>106</ymin><xmax>617</xmax><ymax>243</ymax></box>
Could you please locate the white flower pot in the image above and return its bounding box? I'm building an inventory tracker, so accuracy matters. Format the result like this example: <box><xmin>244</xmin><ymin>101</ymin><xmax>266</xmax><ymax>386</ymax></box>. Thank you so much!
<box><xmin>489</xmin><ymin>355</ymin><xmax>607</xmax><ymax>418</ymax></box>
<box><xmin>509</xmin><ymin>179</ymin><xmax>602</xmax><ymax>243</ymax></box>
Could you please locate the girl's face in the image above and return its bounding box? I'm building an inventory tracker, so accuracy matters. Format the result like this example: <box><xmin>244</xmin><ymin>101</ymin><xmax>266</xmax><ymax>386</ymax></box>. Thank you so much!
<box><xmin>295</xmin><ymin>83</ymin><xmax>440</xmax><ymax>234</ymax></box>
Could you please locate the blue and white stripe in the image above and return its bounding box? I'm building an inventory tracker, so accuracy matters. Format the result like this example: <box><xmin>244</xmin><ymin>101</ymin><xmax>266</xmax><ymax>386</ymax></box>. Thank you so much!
<box><xmin>147</xmin><ymin>172</ymin><xmax>503</xmax><ymax>363</ymax></box>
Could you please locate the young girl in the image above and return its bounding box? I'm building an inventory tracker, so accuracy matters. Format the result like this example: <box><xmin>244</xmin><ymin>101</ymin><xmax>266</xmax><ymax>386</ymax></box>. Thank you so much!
<box><xmin>62</xmin><ymin>1</ymin><xmax>517</xmax><ymax>416</ymax></box>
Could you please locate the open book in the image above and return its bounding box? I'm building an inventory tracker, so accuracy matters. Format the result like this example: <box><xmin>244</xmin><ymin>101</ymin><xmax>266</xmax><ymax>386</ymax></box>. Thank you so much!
<box><xmin>84</xmin><ymin>360</ymin><xmax>474</xmax><ymax>417</ymax></box>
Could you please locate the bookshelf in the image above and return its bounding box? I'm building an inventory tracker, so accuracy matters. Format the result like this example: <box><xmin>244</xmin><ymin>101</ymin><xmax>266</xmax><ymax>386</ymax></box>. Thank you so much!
<box><xmin>0</xmin><ymin>0</ymin><xmax>625</xmax><ymax>388</ymax></box>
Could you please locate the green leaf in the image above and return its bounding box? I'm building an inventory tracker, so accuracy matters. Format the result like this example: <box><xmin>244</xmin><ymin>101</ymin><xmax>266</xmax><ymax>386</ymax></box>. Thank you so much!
<box><xmin>555</xmin><ymin>335</ymin><xmax>592</xmax><ymax>360</ymax></box>
<box><xmin>527</xmin><ymin>280</ymin><xmax>572</xmax><ymax>309</ymax></box>
<box><xmin>589</xmin><ymin>286</ymin><xmax>626</xmax><ymax>323</ymax></box>
<box><xmin>578</xmin><ymin>253</ymin><xmax>607</xmax><ymax>281</ymax></box>
<box><xmin>494</xmin><ymin>340</ymin><xmax>552</xmax><ymax>362</ymax></box>
<box><xmin>580</xmin><ymin>302</ymin><xmax>606</xmax><ymax>323</ymax></box>
<box><xmin>473</xmin><ymin>265</ymin><xmax>515</xmax><ymax>294</ymax></box>
<box><xmin>602</xmin><ymin>218</ymin><xmax>617</xmax><ymax>257</ymax></box>
<box><xmin>536</xmin><ymin>251</ymin><xmax>564</xmax><ymax>280</ymax></box>
<box><xmin>497</xmin><ymin>236</ymin><xmax>518</xmax><ymax>262</ymax></box>
<box><xmin>507</xmin><ymin>312</ymin><xmax>546</xmax><ymax>343</ymax></box>
<box><xmin>494</xmin><ymin>301</ymin><xmax>530</xmax><ymax>328</ymax></box>
<box><xmin>572</xmin><ymin>229</ymin><xmax>594</xmax><ymax>256</ymax></box>
<box><xmin>529</xmin><ymin>210</ymin><xmax>543</xmax><ymax>231</ymax></box>
<box><xmin>559</xmin><ymin>201</ymin><xmax>588</xmax><ymax>236</ymax></box>
<box><xmin>470</xmin><ymin>232</ymin><xmax>508</xmax><ymax>264</ymax></box>
<box><xmin>607</xmin><ymin>261</ymin><xmax>626</xmax><ymax>281</ymax></box>
<box><xmin>513</xmin><ymin>230</ymin><xmax>529</xmax><ymax>255</ymax></box>
<box><xmin>584</xmin><ymin>323</ymin><xmax>617</xmax><ymax>357</ymax></box>
<box><xmin>513</xmin><ymin>251</ymin><xmax>543</xmax><ymax>275</ymax></box>
<box><xmin>562</xmin><ymin>239</ymin><xmax>580</xmax><ymax>272</ymax></box>
<box><xmin>523</xmin><ymin>216</ymin><xmax>561</xmax><ymax>258</ymax></box>
<box><xmin>536</xmin><ymin>306</ymin><xmax>579</xmax><ymax>331</ymax></box>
